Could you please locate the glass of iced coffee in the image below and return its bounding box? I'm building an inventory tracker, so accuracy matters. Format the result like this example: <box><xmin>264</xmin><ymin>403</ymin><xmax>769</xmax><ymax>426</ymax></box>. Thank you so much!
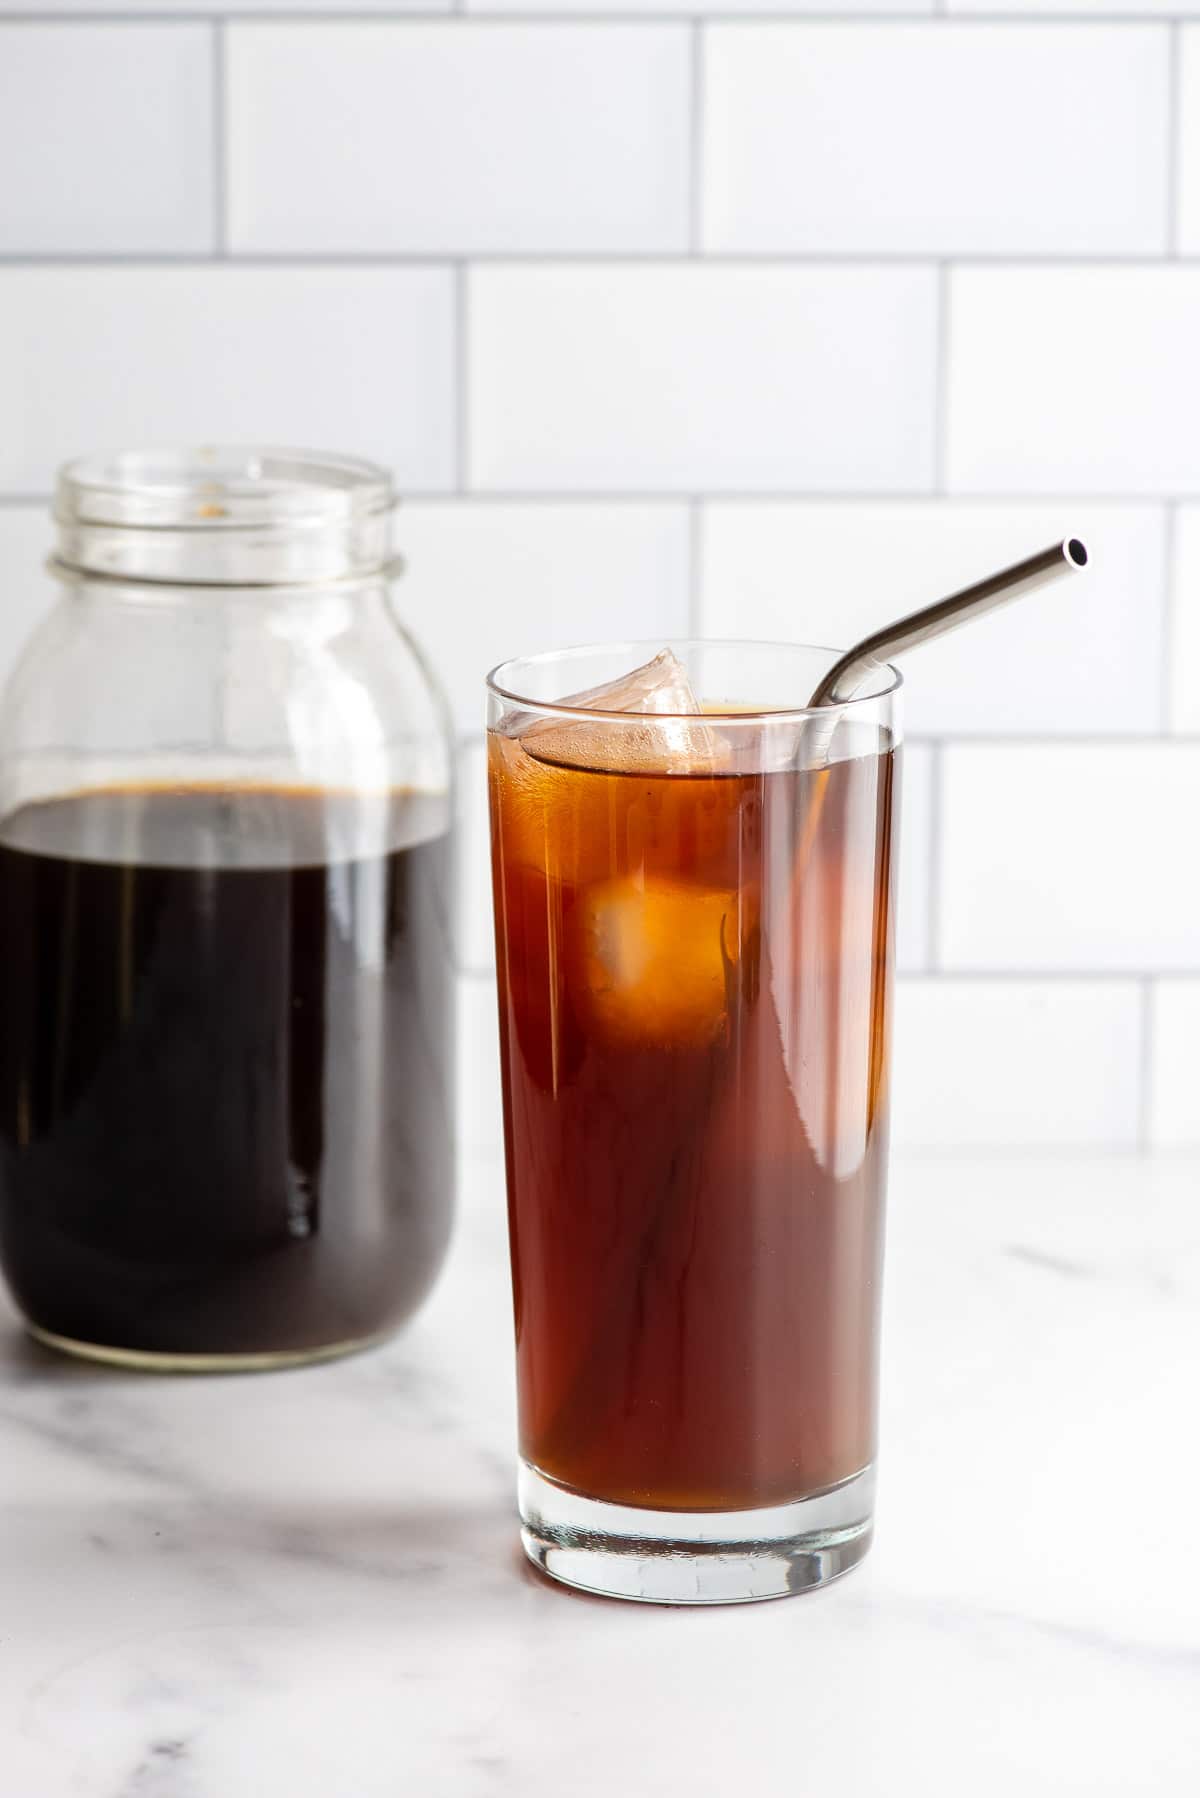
<box><xmin>487</xmin><ymin>641</ymin><xmax>901</xmax><ymax>1604</ymax></box>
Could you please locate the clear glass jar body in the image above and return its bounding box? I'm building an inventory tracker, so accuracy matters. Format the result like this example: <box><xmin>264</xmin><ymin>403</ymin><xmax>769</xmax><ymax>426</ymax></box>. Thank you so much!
<box><xmin>488</xmin><ymin>641</ymin><xmax>900</xmax><ymax>1601</ymax></box>
<box><xmin>0</xmin><ymin>449</ymin><xmax>454</xmax><ymax>1369</ymax></box>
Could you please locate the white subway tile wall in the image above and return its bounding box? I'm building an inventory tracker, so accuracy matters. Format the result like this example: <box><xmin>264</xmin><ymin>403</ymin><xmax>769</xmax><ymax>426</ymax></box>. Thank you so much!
<box><xmin>0</xmin><ymin>6</ymin><xmax>1195</xmax><ymax>1151</ymax></box>
<box><xmin>946</xmin><ymin>268</ymin><xmax>1200</xmax><ymax>495</ymax></box>
<box><xmin>1170</xmin><ymin>505</ymin><xmax>1200</xmax><ymax>732</ymax></box>
<box><xmin>228</xmin><ymin>25</ymin><xmax>690</xmax><ymax>254</ymax></box>
<box><xmin>0</xmin><ymin>24</ymin><xmax>214</xmax><ymax>253</ymax></box>
<box><xmin>396</xmin><ymin>501</ymin><xmax>690</xmax><ymax>732</ymax></box>
<box><xmin>0</xmin><ymin>1</ymin><xmax>446</xmax><ymax>11</ymax></box>
<box><xmin>0</xmin><ymin>509</ymin><xmax>57</xmax><ymax>680</ymax></box>
<box><xmin>891</xmin><ymin>979</ymin><xmax>1144</xmax><ymax>1150</ymax></box>
<box><xmin>468</xmin><ymin>0</ymin><xmax>925</xmax><ymax>13</ymax></box>
<box><xmin>1177</xmin><ymin>29</ymin><xmax>1200</xmax><ymax>256</ymax></box>
<box><xmin>703</xmin><ymin>25</ymin><xmax>1168</xmax><ymax>256</ymax></box>
<box><xmin>468</xmin><ymin>265</ymin><xmax>938</xmax><ymax>491</ymax></box>
<box><xmin>950</xmin><ymin>0</ymin><xmax>1186</xmax><ymax>13</ymax></box>
<box><xmin>700</xmin><ymin>501</ymin><xmax>1166</xmax><ymax>736</ymax></box>
<box><xmin>897</xmin><ymin>744</ymin><xmax>934</xmax><ymax>977</ymax></box>
<box><xmin>0</xmin><ymin>267</ymin><xmax>455</xmax><ymax>493</ymax></box>
<box><xmin>940</xmin><ymin>744</ymin><xmax>1200</xmax><ymax>972</ymax></box>
<box><xmin>457</xmin><ymin>974</ymin><xmax>504</xmax><ymax>1158</ymax></box>
<box><xmin>1148</xmin><ymin>981</ymin><xmax>1200</xmax><ymax>1147</ymax></box>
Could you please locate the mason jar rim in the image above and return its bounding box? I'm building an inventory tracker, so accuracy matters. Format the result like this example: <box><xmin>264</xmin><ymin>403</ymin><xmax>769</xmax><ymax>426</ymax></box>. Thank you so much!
<box><xmin>52</xmin><ymin>445</ymin><xmax>396</xmax><ymax>587</ymax></box>
<box><xmin>56</xmin><ymin>446</ymin><xmax>394</xmax><ymax>528</ymax></box>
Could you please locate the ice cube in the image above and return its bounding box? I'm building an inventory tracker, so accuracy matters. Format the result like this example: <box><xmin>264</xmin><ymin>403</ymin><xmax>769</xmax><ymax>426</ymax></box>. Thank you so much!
<box><xmin>572</xmin><ymin>873</ymin><xmax>755</xmax><ymax>1047</ymax></box>
<box><xmin>555</xmin><ymin>648</ymin><xmax>703</xmax><ymax>716</ymax></box>
<box><xmin>518</xmin><ymin>650</ymin><xmax>722</xmax><ymax>777</ymax></box>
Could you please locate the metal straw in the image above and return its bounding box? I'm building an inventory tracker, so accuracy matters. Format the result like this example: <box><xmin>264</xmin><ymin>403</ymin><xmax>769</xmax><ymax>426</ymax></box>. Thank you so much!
<box><xmin>808</xmin><ymin>536</ymin><xmax>1088</xmax><ymax>709</ymax></box>
<box><xmin>538</xmin><ymin>540</ymin><xmax>1089</xmax><ymax>1474</ymax></box>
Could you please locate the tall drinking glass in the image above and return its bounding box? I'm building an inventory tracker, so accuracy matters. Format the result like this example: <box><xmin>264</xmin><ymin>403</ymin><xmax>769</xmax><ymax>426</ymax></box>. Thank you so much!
<box><xmin>487</xmin><ymin>642</ymin><xmax>901</xmax><ymax>1604</ymax></box>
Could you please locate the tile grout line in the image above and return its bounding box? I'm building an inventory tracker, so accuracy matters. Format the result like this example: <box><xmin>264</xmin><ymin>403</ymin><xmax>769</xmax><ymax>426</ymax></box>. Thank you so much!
<box><xmin>12</xmin><ymin>250</ymin><xmax>1200</xmax><ymax>269</ymax></box>
<box><xmin>211</xmin><ymin>20</ymin><xmax>228</xmax><ymax>259</ymax></box>
<box><xmin>1160</xmin><ymin>499</ymin><xmax>1178</xmax><ymax>731</ymax></box>
<box><xmin>6</xmin><ymin>491</ymin><xmax>1200</xmax><ymax>534</ymax></box>
<box><xmin>902</xmin><ymin>970</ymin><xmax>1191</xmax><ymax>983</ymax></box>
<box><xmin>0</xmin><ymin>488</ymin><xmax>1183</xmax><ymax>503</ymax></box>
<box><xmin>455</xmin><ymin>263</ymin><xmax>470</xmax><ymax>496</ymax></box>
<box><xmin>925</xmin><ymin>740</ymin><xmax>943</xmax><ymax>973</ymax></box>
<box><xmin>687</xmin><ymin>499</ymin><xmax>703</xmax><ymax>633</ymax></box>
<box><xmin>1136</xmin><ymin>975</ymin><xmax>1155</xmax><ymax>1151</ymax></box>
<box><xmin>907</xmin><ymin>731</ymin><xmax>1200</xmax><ymax>745</ymax></box>
<box><xmin>1168</xmin><ymin>21</ymin><xmax>1182</xmax><ymax>258</ymax></box>
<box><xmin>933</xmin><ymin>261</ymin><xmax>950</xmax><ymax>495</ymax></box>
<box><xmin>11</xmin><ymin>11</ymin><xmax>1199</xmax><ymax>24</ymax></box>
<box><xmin>1</xmin><ymin>488</ymin><xmax>1198</xmax><ymax>504</ymax></box>
<box><xmin>452</xmin><ymin>962</ymin><xmax>1186</xmax><ymax>987</ymax></box>
<box><xmin>688</xmin><ymin>21</ymin><xmax>705</xmax><ymax>256</ymax></box>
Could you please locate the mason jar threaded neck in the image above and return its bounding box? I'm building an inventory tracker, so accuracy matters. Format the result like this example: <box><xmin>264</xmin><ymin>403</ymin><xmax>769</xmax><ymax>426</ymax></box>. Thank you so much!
<box><xmin>52</xmin><ymin>445</ymin><xmax>397</xmax><ymax>587</ymax></box>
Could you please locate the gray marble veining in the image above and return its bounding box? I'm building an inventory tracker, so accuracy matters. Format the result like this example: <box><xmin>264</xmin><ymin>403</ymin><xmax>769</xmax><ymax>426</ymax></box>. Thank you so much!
<box><xmin>1</xmin><ymin>1152</ymin><xmax>1198</xmax><ymax>1796</ymax></box>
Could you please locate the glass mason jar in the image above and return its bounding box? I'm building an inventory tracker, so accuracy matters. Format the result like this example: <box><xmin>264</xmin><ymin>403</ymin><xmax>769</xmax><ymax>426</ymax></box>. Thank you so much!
<box><xmin>0</xmin><ymin>447</ymin><xmax>455</xmax><ymax>1370</ymax></box>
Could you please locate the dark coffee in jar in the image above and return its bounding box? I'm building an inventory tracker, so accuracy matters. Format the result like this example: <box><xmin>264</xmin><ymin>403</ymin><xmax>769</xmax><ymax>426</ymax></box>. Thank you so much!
<box><xmin>0</xmin><ymin>783</ymin><xmax>453</xmax><ymax>1366</ymax></box>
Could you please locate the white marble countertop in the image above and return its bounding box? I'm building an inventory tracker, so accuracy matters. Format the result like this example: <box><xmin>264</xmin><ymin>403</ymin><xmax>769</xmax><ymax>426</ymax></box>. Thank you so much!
<box><xmin>1</xmin><ymin>1150</ymin><xmax>1197</xmax><ymax>1796</ymax></box>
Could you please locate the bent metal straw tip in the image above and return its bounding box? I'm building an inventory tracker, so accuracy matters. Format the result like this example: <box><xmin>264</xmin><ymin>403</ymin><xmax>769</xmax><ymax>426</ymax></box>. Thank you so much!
<box><xmin>809</xmin><ymin>535</ymin><xmax>1089</xmax><ymax>709</ymax></box>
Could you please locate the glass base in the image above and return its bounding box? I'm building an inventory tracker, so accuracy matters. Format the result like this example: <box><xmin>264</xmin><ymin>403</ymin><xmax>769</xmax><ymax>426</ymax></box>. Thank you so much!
<box><xmin>26</xmin><ymin>1321</ymin><xmax>390</xmax><ymax>1374</ymax></box>
<box><xmin>518</xmin><ymin>1460</ymin><xmax>875</xmax><ymax>1605</ymax></box>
